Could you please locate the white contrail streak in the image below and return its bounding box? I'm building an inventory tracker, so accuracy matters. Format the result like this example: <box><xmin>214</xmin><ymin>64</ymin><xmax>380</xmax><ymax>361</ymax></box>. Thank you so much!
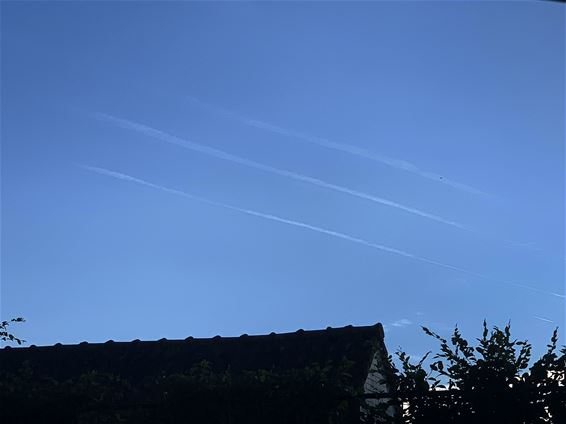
<box><xmin>533</xmin><ymin>316</ymin><xmax>554</xmax><ymax>324</ymax></box>
<box><xmin>80</xmin><ymin>165</ymin><xmax>564</xmax><ymax>300</ymax></box>
<box><xmin>509</xmin><ymin>283</ymin><xmax>565</xmax><ymax>299</ymax></box>
<box><xmin>99</xmin><ymin>112</ymin><xmax>552</xmax><ymax>256</ymax></box>
<box><xmin>185</xmin><ymin>96</ymin><xmax>493</xmax><ymax>198</ymax></box>
<box><xmin>246</xmin><ymin>120</ymin><xmax>493</xmax><ymax>198</ymax></box>
<box><xmin>94</xmin><ymin>113</ymin><xmax>469</xmax><ymax>231</ymax></box>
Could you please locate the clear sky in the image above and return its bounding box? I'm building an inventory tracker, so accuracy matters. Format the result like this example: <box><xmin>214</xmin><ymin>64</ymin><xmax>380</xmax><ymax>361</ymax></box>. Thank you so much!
<box><xmin>1</xmin><ymin>1</ymin><xmax>564</xmax><ymax>360</ymax></box>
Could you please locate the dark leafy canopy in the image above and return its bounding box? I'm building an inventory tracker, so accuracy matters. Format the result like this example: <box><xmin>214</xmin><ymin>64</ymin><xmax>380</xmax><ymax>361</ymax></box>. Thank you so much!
<box><xmin>374</xmin><ymin>321</ymin><xmax>566</xmax><ymax>424</ymax></box>
<box><xmin>0</xmin><ymin>359</ymin><xmax>359</xmax><ymax>424</ymax></box>
<box><xmin>0</xmin><ymin>317</ymin><xmax>25</xmax><ymax>345</ymax></box>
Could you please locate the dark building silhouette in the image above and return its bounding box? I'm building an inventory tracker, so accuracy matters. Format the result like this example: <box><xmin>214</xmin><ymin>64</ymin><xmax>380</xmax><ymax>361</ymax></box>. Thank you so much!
<box><xmin>0</xmin><ymin>323</ymin><xmax>395</xmax><ymax>423</ymax></box>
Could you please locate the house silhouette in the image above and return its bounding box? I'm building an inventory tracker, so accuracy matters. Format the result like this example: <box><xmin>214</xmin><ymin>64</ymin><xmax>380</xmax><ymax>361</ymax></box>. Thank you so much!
<box><xmin>0</xmin><ymin>323</ymin><xmax>395</xmax><ymax>423</ymax></box>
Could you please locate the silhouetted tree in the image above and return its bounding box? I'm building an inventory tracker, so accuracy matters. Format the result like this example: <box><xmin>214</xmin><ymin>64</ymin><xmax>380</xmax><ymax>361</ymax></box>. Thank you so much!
<box><xmin>0</xmin><ymin>317</ymin><xmax>25</xmax><ymax>345</ymax></box>
<box><xmin>375</xmin><ymin>321</ymin><xmax>566</xmax><ymax>423</ymax></box>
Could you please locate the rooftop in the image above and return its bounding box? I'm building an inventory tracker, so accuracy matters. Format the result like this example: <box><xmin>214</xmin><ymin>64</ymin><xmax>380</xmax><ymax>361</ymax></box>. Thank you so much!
<box><xmin>0</xmin><ymin>323</ymin><xmax>387</xmax><ymax>388</ymax></box>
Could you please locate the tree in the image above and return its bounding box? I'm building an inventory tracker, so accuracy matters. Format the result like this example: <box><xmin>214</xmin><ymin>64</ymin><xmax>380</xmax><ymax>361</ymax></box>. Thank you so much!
<box><xmin>376</xmin><ymin>321</ymin><xmax>566</xmax><ymax>423</ymax></box>
<box><xmin>0</xmin><ymin>317</ymin><xmax>25</xmax><ymax>345</ymax></box>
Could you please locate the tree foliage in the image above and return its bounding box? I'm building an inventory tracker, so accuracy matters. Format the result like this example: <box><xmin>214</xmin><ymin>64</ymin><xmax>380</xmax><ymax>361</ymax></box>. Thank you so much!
<box><xmin>374</xmin><ymin>321</ymin><xmax>566</xmax><ymax>424</ymax></box>
<box><xmin>0</xmin><ymin>317</ymin><xmax>25</xmax><ymax>345</ymax></box>
<box><xmin>0</xmin><ymin>358</ymin><xmax>359</xmax><ymax>424</ymax></box>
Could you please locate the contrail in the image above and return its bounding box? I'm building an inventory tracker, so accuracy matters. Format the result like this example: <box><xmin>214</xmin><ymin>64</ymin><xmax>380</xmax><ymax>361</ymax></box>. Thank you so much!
<box><xmin>80</xmin><ymin>164</ymin><xmax>564</xmax><ymax>300</ymax></box>
<box><xmin>533</xmin><ymin>316</ymin><xmax>554</xmax><ymax>324</ymax></box>
<box><xmin>509</xmin><ymin>283</ymin><xmax>565</xmax><ymax>299</ymax></box>
<box><xmin>94</xmin><ymin>113</ymin><xmax>470</xmax><ymax>231</ymax></box>
<box><xmin>185</xmin><ymin>96</ymin><xmax>493</xmax><ymax>198</ymax></box>
<box><xmin>185</xmin><ymin>98</ymin><xmax>562</xmax><ymax>258</ymax></box>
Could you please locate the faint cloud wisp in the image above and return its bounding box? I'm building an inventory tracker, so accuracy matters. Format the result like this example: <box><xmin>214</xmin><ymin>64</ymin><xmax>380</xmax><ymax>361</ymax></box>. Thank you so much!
<box><xmin>391</xmin><ymin>318</ymin><xmax>413</xmax><ymax>328</ymax></box>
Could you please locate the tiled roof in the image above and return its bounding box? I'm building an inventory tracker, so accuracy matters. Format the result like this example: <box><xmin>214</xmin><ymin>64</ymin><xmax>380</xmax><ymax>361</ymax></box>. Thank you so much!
<box><xmin>0</xmin><ymin>324</ymin><xmax>386</xmax><ymax>388</ymax></box>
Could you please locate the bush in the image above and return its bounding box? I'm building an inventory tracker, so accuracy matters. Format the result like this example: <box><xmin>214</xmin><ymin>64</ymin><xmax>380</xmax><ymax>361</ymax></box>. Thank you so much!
<box><xmin>370</xmin><ymin>321</ymin><xmax>566</xmax><ymax>424</ymax></box>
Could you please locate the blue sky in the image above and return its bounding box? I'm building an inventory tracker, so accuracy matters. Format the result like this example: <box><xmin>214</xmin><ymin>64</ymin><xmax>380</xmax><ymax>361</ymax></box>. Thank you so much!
<box><xmin>1</xmin><ymin>1</ymin><xmax>564</xmax><ymax>359</ymax></box>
